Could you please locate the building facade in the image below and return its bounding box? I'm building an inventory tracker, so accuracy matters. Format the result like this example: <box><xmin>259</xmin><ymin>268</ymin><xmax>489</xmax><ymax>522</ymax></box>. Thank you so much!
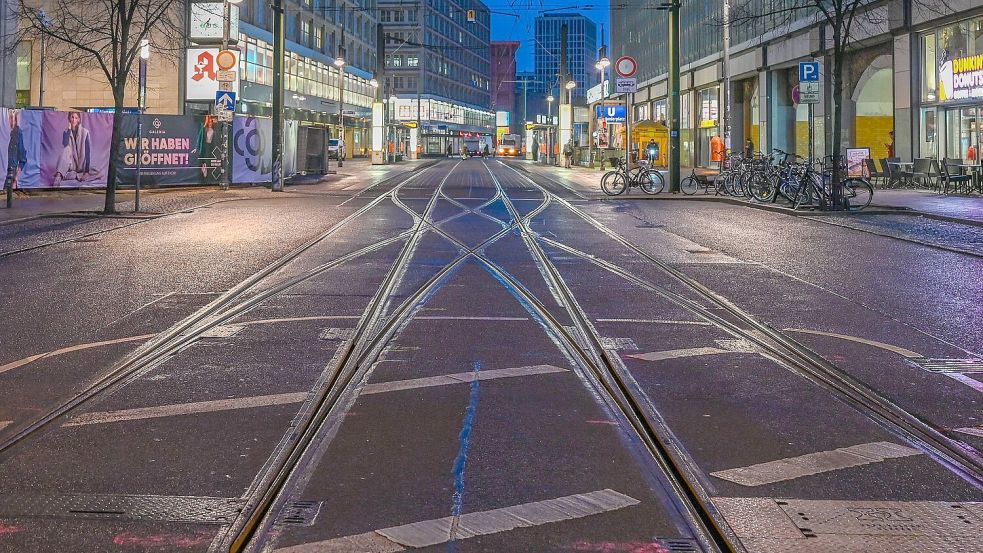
<box><xmin>491</xmin><ymin>41</ymin><xmax>519</xmax><ymax>116</ymax></box>
<box><xmin>612</xmin><ymin>0</ymin><xmax>983</xmax><ymax>168</ymax></box>
<box><xmin>8</xmin><ymin>0</ymin><xmax>380</xmax><ymax>157</ymax></box>
<box><xmin>381</xmin><ymin>0</ymin><xmax>493</xmax><ymax>156</ymax></box>
<box><xmin>534</xmin><ymin>13</ymin><xmax>598</xmax><ymax>104</ymax></box>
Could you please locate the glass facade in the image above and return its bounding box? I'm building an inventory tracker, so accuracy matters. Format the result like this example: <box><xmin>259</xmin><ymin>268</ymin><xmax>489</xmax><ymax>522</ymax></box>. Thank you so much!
<box><xmin>919</xmin><ymin>14</ymin><xmax>983</xmax><ymax>161</ymax></box>
<box><xmin>534</xmin><ymin>14</ymin><xmax>598</xmax><ymax>102</ymax></box>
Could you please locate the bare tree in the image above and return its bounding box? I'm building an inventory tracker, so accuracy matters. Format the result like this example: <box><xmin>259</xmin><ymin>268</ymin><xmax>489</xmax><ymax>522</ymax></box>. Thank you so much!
<box><xmin>729</xmin><ymin>0</ymin><xmax>945</xmax><ymax>208</ymax></box>
<box><xmin>8</xmin><ymin>0</ymin><xmax>183</xmax><ymax>213</ymax></box>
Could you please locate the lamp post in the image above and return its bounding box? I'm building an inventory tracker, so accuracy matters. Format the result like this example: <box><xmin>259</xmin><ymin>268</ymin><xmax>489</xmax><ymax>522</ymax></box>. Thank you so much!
<box><xmin>594</xmin><ymin>55</ymin><xmax>609</xmax><ymax>169</ymax></box>
<box><xmin>389</xmin><ymin>93</ymin><xmax>398</xmax><ymax>161</ymax></box>
<box><xmin>136</xmin><ymin>38</ymin><xmax>149</xmax><ymax>212</ymax></box>
<box><xmin>220</xmin><ymin>0</ymin><xmax>242</xmax><ymax>191</ymax></box>
<box><xmin>546</xmin><ymin>94</ymin><xmax>554</xmax><ymax>165</ymax></box>
<box><xmin>563</xmin><ymin>81</ymin><xmax>575</xmax><ymax>167</ymax></box>
<box><xmin>335</xmin><ymin>56</ymin><xmax>346</xmax><ymax>167</ymax></box>
<box><xmin>37</xmin><ymin>9</ymin><xmax>50</xmax><ymax>107</ymax></box>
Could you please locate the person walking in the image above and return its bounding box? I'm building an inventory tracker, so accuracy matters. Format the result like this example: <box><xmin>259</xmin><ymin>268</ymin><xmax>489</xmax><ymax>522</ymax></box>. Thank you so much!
<box><xmin>447</xmin><ymin>143</ymin><xmax>453</xmax><ymax>158</ymax></box>
<box><xmin>460</xmin><ymin>143</ymin><xmax>468</xmax><ymax>160</ymax></box>
<box><xmin>563</xmin><ymin>141</ymin><xmax>573</xmax><ymax>169</ymax></box>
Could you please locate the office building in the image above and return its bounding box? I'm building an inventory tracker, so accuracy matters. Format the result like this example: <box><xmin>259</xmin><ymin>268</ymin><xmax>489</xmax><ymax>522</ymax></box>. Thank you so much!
<box><xmin>534</xmin><ymin>13</ymin><xmax>598</xmax><ymax>103</ymax></box>
<box><xmin>381</xmin><ymin>0</ymin><xmax>494</xmax><ymax>156</ymax></box>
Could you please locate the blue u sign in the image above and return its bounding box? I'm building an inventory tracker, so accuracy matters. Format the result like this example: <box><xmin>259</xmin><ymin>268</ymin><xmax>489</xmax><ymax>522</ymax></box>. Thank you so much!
<box><xmin>596</xmin><ymin>105</ymin><xmax>626</xmax><ymax>123</ymax></box>
<box><xmin>799</xmin><ymin>61</ymin><xmax>820</xmax><ymax>82</ymax></box>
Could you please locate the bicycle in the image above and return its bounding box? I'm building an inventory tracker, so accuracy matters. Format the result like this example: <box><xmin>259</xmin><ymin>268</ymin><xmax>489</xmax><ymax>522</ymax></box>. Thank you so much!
<box><xmin>601</xmin><ymin>158</ymin><xmax>665</xmax><ymax>196</ymax></box>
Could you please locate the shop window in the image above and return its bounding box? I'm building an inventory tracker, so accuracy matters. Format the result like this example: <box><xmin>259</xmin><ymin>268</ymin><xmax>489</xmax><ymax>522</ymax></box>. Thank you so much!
<box><xmin>921</xmin><ymin>33</ymin><xmax>937</xmax><ymax>102</ymax></box>
<box><xmin>16</xmin><ymin>41</ymin><xmax>31</xmax><ymax>107</ymax></box>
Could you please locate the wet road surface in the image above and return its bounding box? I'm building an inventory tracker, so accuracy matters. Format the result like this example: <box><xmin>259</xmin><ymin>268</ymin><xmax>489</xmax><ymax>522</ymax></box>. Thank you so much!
<box><xmin>0</xmin><ymin>160</ymin><xmax>981</xmax><ymax>553</ymax></box>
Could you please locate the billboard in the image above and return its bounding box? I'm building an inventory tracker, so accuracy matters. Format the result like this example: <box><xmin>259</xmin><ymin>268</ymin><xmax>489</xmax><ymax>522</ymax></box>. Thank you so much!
<box><xmin>1</xmin><ymin>109</ymin><xmax>112</xmax><ymax>189</ymax></box>
<box><xmin>186</xmin><ymin>48</ymin><xmax>240</xmax><ymax>101</ymax></box>
<box><xmin>118</xmin><ymin>114</ymin><xmax>227</xmax><ymax>186</ymax></box>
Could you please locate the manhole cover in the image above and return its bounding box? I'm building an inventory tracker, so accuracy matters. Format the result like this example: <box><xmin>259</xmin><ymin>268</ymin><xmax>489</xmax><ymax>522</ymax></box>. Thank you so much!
<box><xmin>276</xmin><ymin>500</ymin><xmax>322</xmax><ymax>527</ymax></box>
<box><xmin>200</xmin><ymin>324</ymin><xmax>244</xmax><ymax>338</ymax></box>
<box><xmin>319</xmin><ymin>327</ymin><xmax>356</xmax><ymax>341</ymax></box>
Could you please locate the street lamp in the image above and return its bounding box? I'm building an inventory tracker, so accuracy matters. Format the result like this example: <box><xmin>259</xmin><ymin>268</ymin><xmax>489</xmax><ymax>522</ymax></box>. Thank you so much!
<box><xmin>547</xmin><ymin>94</ymin><xmax>555</xmax><ymax>165</ymax></box>
<box><xmin>335</xmin><ymin>56</ymin><xmax>346</xmax><ymax>167</ymax></box>
<box><xmin>135</xmin><ymin>38</ymin><xmax>149</xmax><ymax>212</ymax></box>
<box><xmin>593</xmin><ymin>56</ymin><xmax>610</xmax><ymax>168</ymax></box>
<box><xmin>565</xmin><ymin>80</ymin><xmax>576</xmax><ymax>104</ymax></box>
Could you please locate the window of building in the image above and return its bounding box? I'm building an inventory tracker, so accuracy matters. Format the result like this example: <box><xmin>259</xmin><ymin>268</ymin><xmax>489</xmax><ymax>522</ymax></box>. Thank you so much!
<box><xmin>314</xmin><ymin>25</ymin><xmax>324</xmax><ymax>50</ymax></box>
<box><xmin>921</xmin><ymin>33</ymin><xmax>937</xmax><ymax>102</ymax></box>
<box><xmin>407</xmin><ymin>55</ymin><xmax>418</xmax><ymax>67</ymax></box>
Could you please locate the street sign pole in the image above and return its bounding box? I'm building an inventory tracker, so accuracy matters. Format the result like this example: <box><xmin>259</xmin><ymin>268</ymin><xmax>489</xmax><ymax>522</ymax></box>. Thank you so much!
<box><xmin>667</xmin><ymin>2</ymin><xmax>681</xmax><ymax>192</ymax></box>
<box><xmin>271</xmin><ymin>0</ymin><xmax>284</xmax><ymax>192</ymax></box>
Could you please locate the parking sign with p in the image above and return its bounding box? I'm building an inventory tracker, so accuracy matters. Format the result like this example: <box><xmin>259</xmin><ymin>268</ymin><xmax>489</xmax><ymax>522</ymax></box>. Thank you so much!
<box><xmin>799</xmin><ymin>61</ymin><xmax>820</xmax><ymax>82</ymax></box>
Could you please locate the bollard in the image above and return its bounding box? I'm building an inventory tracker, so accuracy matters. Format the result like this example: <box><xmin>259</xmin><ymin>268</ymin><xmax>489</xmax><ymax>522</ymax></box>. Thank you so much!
<box><xmin>4</xmin><ymin>167</ymin><xmax>13</xmax><ymax>209</ymax></box>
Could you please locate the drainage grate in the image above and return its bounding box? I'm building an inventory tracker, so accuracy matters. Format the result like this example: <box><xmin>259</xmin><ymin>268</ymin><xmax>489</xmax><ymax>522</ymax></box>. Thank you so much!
<box><xmin>600</xmin><ymin>337</ymin><xmax>639</xmax><ymax>351</ymax></box>
<box><xmin>319</xmin><ymin>327</ymin><xmax>356</xmax><ymax>341</ymax></box>
<box><xmin>775</xmin><ymin>498</ymin><xmax>981</xmax><ymax>537</ymax></box>
<box><xmin>199</xmin><ymin>324</ymin><xmax>245</xmax><ymax>339</ymax></box>
<box><xmin>0</xmin><ymin>493</ymin><xmax>244</xmax><ymax>524</ymax></box>
<box><xmin>909</xmin><ymin>358</ymin><xmax>983</xmax><ymax>374</ymax></box>
<box><xmin>715</xmin><ymin>339</ymin><xmax>759</xmax><ymax>353</ymax></box>
<box><xmin>276</xmin><ymin>500</ymin><xmax>322</xmax><ymax>527</ymax></box>
<box><xmin>657</xmin><ymin>537</ymin><xmax>702</xmax><ymax>552</ymax></box>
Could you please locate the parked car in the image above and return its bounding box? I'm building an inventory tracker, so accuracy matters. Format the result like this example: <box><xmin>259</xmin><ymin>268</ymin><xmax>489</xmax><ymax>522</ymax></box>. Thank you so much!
<box><xmin>328</xmin><ymin>139</ymin><xmax>346</xmax><ymax>160</ymax></box>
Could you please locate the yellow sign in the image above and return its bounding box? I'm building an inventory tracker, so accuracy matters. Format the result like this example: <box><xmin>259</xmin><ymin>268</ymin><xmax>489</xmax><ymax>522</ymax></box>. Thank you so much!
<box><xmin>525</xmin><ymin>122</ymin><xmax>535</xmax><ymax>130</ymax></box>
<box><xmin>404</xmin><ymin>121</ymin><xmax>418</xmax><ymax>128</ymax></box>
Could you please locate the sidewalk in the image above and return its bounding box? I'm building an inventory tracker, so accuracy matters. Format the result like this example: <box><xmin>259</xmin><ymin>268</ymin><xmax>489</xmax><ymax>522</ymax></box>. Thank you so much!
<box><xmin>0</xmin><ymin>158</ymin><xmax>426</xmax><ymax>224</ymax></box>
<box><xmin>517</xmin><ymin>160</ymin><xmax>983</xmax><ymax>227</ymax></box>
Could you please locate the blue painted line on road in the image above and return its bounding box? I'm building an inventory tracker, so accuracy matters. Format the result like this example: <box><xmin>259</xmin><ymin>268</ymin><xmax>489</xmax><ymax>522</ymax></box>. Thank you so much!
<box><xmin>449</xmin><ymin>361</ymin><xmax>481</xmax><ymax>551</ymax></box>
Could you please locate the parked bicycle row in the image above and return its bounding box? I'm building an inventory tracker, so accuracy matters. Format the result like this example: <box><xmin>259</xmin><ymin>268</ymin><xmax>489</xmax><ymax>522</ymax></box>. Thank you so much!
<box><xmin>599</xmin><ymin>150</ymin><xmax>874</xmax><ymax>211</ymax></box>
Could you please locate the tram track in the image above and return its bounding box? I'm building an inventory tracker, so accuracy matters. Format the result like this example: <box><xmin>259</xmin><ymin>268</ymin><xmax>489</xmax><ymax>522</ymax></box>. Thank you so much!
<box><xmin>220</xmin><ymin>162</ymin><xmax>555</xmax><ymax>552</ymax></box>
<box><xmin>0</xmin><ymin>165</ymin><xmax>438</xmax><ymax>458</ymax></box>
<box><xmin>501</xmin><ymin>160</ymin><xmax>983</xmax><ymax>487</ymax></box>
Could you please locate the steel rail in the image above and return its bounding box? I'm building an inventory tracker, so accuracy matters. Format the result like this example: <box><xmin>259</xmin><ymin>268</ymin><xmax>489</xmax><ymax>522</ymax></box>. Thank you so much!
<box><xmin>504</xmin><ymin>161</ymin><xmax>983</xmax><ymax>488</ymax></box>
<box><xmin>0</xmin><ymin>165</ymin><xmax>439</xmax><ymax>458</ymax></box>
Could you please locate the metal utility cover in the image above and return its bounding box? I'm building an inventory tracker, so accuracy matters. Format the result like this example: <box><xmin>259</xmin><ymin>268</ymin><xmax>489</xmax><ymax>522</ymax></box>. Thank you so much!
<box><xmin>910</xmin><ymin>358</ymin><xmax>983</xmax><ymax>374</ymax></box>
<box><xmin>0</xmin><ymin>493</ymin><xmax>244</xmax><ymax>524</ymax></box>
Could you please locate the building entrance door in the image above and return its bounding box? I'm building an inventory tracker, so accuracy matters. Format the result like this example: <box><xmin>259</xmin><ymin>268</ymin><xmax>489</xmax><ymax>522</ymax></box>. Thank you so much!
<box><xmin>945</xmin><ymin>106</ymin><xmax>982</xmax><ymax>162</ymax></box>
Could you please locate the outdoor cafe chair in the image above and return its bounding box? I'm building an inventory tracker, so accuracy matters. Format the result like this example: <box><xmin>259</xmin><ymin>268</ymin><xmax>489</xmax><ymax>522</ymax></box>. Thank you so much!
<box><xmin>941</xmin><ymin>158</ymin><xmax>973</xmax><ymax>195</ymax></box>
<box><xmin>865</xmin><ymin>158</ymin><xmax>886</xmax><ymax>186</ymax></box>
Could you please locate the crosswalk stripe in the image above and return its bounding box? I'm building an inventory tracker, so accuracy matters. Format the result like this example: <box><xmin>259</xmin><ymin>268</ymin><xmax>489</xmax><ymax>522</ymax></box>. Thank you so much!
<box><xmin>273</xmin><ymin>489</ymin><xmax>639</xmax><ymax>552</ymax></box>
<box><xmin>361</xmin><ymin>365</ymin><xmax>568</xmax><ymax>395</ymax></box>
<box><xmin>627</xmin><ymin>347</ymin><xmax>732</xmax><ymax>362</ymax></box>
<box><xmin>710</xmin><ymin>441</ymin><xmax>922</xmax><ymax>486</ymax></box>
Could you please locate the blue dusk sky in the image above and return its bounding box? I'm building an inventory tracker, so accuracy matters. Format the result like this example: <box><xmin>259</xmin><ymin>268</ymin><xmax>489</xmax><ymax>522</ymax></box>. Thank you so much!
<box><xmin>484</xmin><ymin>1</ymin><xmax>610</xmax><ymax>72</ymax></box>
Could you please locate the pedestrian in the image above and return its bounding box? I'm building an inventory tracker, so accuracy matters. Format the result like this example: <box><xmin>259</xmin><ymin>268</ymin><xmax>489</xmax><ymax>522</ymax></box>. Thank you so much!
<box><xmin>744</xmin><ymin>138</ymin><xmax>754</xmax><ymax>157</ymax></box>
<box><xmin>563</xmin><ymin>141</ymin><xmax>573</xmax><ymax>168</ymax></box>
<box><xmin>885</xmin><ymin>131</ymin><xmax>895</xmax><ymax>158</ymax></box>
<box><xmin>483</xmin><ymin>144</ymin><xmax>490</xmax><ymax>158</ymax></box>
<box><xmin>447</xmin><ymin>143</ymin><xmax>453</xmax><ymax>158</ymax></box>
<box><xmin>646</xmin><ymin>139</ymin><xmax>659</xmax><ymax>164</ymax></box>
<box><xmin>460</xmin><ymin>143</ymin><xmax>468</xmax><ymax>160</ymax></box>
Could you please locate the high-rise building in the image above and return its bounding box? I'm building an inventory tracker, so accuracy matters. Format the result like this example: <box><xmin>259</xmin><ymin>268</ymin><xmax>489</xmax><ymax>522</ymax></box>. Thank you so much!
<box><xmin>534</xmin><ymin>13</ymin><xmax>598</xmax><ymax>103</ymax></box>
<box><xmin>381</xmin><ymin>0</ymin><xmax>494</xmax><ymax>156</ymax></box>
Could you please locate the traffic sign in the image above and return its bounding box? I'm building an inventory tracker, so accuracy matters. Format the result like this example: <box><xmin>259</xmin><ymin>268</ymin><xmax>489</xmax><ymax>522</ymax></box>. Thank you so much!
<box><xmin>217</xmin><ymin>70</ymin><xmax>237</xmax><ymax>82</ymax></box>
<box><xmin>615</xmin><ymin>56</ymin><xmax>637</xmax><ymax>78</ymax></box>
<box><xmin>215</xmin><ymin>91</ymin><xmax>237</xmax><ymax>111</ymax></box>
<box><xmin>217</xmin><ymin>109</ymin><xmax>233</xmax><ymax>122</ymax></box>
<box><xmin>799</xmin><ymin>81</ymin><xmax>820</xmax><ymax>104</ymax></box>
<box><xmin>799</xmin><ymin>61</ymin><xmax>820</xmax><ymax>82</ymax></box>
<box><xmin>218</xmin><ymin>81</ymin><xmax>234</xmax><ymax>92</ymax></box>
<box><xmin>616</xmin><ymin>78</ymin><xmax>637</xmax><ymax>94</ymax></box>
<box><xmin>216</xmin><ymin>49</ymin><xmax>237</xmax><ymax>71</ymax></box>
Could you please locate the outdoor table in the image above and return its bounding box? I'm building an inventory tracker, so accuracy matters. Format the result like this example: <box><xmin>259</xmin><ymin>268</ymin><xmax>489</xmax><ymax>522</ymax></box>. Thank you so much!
<box><xmin>888</xmin><ymin>161</ymin><xmax>913</xmax><ymax>186</ymax></box>
<box><xmin>951</xmin><ymin>163</ymin><xmax>982</xmax><ymax>193</ymax></box>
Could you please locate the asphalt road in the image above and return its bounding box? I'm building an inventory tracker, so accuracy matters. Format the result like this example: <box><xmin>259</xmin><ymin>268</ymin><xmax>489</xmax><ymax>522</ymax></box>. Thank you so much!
<box><xmin>0</xmin><ymin>159</ymin><xmax>981</xmax><ymax>553</ymax></box>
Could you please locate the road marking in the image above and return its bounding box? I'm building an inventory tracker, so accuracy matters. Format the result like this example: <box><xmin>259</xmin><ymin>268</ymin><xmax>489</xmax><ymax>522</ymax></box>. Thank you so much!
<box><xmin>273</xmin><ymin>489</ymin><xmax>639</xmax><ymax>553</ymax></box>
<box><xmin>710</xmin><ymin>441</ymin><xmax>922</xmax><ymax>486</ymax></box>
<box><xmin>955</xmin><ymin>425</ymin><xmax>983</xmax><ymax>438</ymax></box>
<box><xmin>63</xmin><ymin>392</ymin><xmax>310</xmax><ymax>427</ymax></box>
<box><xmin>595</xmin><ymin>318</ymin><xmax>712</xmax><ymax>326</ymax></box>
<box><xmin>240</xmin><ymin>315</ymin><xmax>361</xmax><ymax>326</ymax></box>
<box><xmin>0</xmin><ymin>421</ymin><xmax>11</xmax><ymax>431</ymax></box>
<box><xmin>627</xmin><ymin>347</ymin><xmax>732</xmax><ymax>362</ymax></box>
<box><xmin>0</xmin><ymin>334</ymin><xmax>157</xmax><ymax>376</ymax></box>
<box><xmin>947</xmin><ymin>373</ymin><xmax>983</xmax><ymax>393</ymax></box>
<box><xmin>783</xmin><ymin>328</ymin><xmax>923</xmax><ymax>358</ymax></box>
<box><xmin>361</xmin><ymin>365</ymin><xmax>568</xmax><ymax>395</ymax></box>
<box><xmin>415</xmin><ymin>315</ymin><xmax>528</xmax><ymax>321</ymax></box>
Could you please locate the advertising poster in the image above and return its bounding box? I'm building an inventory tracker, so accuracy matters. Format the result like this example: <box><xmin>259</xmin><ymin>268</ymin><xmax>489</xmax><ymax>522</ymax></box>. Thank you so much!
<box><xmin>118</xmin><ymin>114</ymin><xmax>227</xmax><ymax>186</ymax></box>
<box><xmin>39</xmin><ymin>111</ymin><xmax>113</xmax><ymax>188</ymax></box>
<box><xmin>233</xmin><ymin>116</ymin><xmax>272</xmax><ymax>183</ymax></box>
<box><xmin>283</xmin><ymin>119</ymin><xmax>298</xmax><ymax>178</ymax></box>
<box><xmin>846</xmin><ymin>147</ymin><xmax>870</xmax><ymax>178</ymax></box>
<box><xmin>1</xmin><ymin>109</ymin><xmax>43</xmax><ymax>189</ymax></box>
